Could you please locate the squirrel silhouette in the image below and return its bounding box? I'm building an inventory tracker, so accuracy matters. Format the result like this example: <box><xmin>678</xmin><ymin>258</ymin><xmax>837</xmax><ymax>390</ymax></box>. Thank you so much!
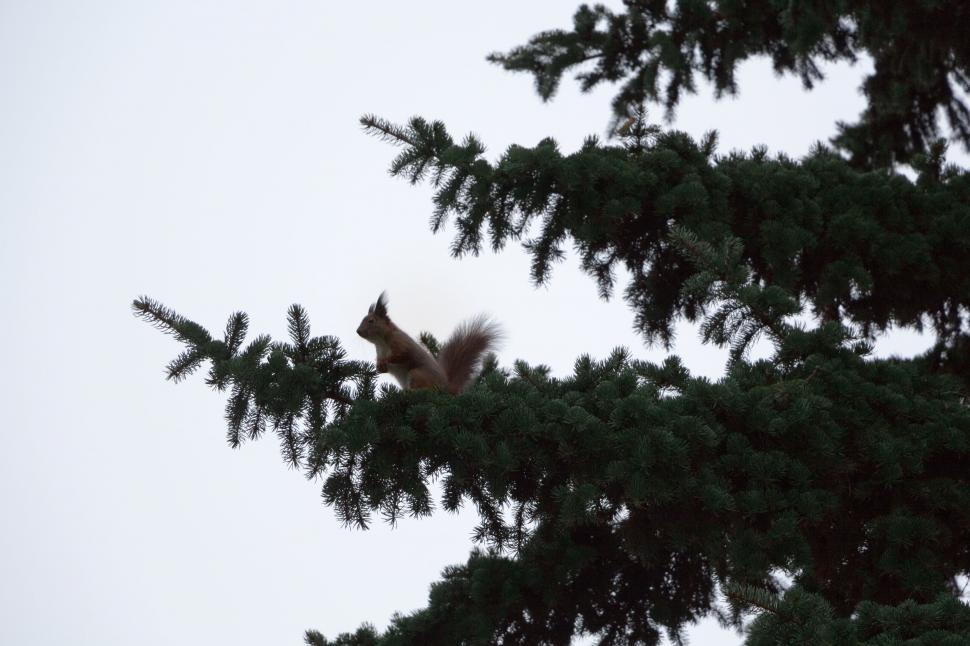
<box><xmin>356</xmin><ymin>292</ymin><xmax>501</xmax><ymax>393</ymax></box>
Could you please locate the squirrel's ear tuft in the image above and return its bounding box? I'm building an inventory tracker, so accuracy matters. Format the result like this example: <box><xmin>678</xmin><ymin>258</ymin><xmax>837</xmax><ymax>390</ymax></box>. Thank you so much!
<box><xmin>374</xmin><ymin>291</ymin><xmax>389</xmax><ymax>318</ymax></box>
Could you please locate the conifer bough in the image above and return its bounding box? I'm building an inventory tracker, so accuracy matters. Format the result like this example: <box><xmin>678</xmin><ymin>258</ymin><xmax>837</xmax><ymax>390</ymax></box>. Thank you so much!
<box><xmin>135</xmin><ymin>2</ymin><xmax>970</xmax><ymax>644</ymax></box>
<box><xmin>487</xmin><ymin>1</ymin><xmax>970</xmax><ymax>169</ymax></box>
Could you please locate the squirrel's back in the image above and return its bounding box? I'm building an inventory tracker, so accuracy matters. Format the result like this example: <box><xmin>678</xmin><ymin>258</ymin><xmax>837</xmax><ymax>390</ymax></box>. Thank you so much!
<box><xmin>437</xmin><ymin>315</ymin><xmax>502</xmax><ymax>394</ymax></box>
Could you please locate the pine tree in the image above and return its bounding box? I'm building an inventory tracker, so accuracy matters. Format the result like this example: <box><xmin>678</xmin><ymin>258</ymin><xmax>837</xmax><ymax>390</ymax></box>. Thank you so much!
<box><xmin>134</xmin><ymin>3</ymin><xmax>970</xmax><ymax>644</ymax></box>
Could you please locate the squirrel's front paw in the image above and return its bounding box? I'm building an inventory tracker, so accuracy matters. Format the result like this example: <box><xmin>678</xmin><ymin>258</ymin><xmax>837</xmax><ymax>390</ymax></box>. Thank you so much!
<box><xmin>376</xmin><ymin>359</ymin><xmax>389</xmax><ymax>373</ymax></box>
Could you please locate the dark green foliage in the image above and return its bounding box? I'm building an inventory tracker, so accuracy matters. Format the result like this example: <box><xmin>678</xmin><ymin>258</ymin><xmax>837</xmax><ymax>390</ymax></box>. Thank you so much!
<box><xmin>488</xmin><ymin>1</ymin><xmax>970</xmax><ymax>168</ymax></box>
<box><xmin>361</xmin><ymin>112</ymin><xmax>970</xmax><ymax>355</ymax></box>
<box><xmin>418</xmin><ymin>331</ymin><xmax>440</xmax><ymax>357</ymax></box>
<box><xmin>134</xmin><ymin>256</ymin><xmax>970</xmax><ymax>642</ymax></box>
<box><xmin>740</xmin><ymin>586</ymin><xmax>970</xmax><ymax>645</ymax></box>
<box><xmin>306</xmin><ymin>624</ymin><xmax>379</xmax><ymax>646</ymax></box>
<box><xmin>133</xmin><ymin>297</ymin><xmax>374</xmax><ymax>462</ymax></box>
<box><xmin>134</xmin><ymin>2</ymin><xmax>970</xmax><ymax>643</ymax></box>
<box><xmin>313</xmin><ymin>340</ymin><xmax>970</xmax><ymax>639</ymax></box>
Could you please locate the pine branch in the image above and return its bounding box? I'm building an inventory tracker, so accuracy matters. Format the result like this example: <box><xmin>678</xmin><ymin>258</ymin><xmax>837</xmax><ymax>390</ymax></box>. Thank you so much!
<box><xmin>132</xmin><ymin>296</ymin><xmax>212</xmax><ymax>346</ymax></box>
<box><xmin>133</xmin><ymin>297</ymin><xmax>373</xmax><ymax>464</ymax></box>
<box><xmin>359</xmin><ymin>113</ymin><xmax>420</xmax><ymax>148</ymax></box>
<box><xmin>487</xmin><ymin>2</ymin><xmax>970</xmax><ymax>167</ymax></box>
<box><xmin>288</xmin><ymin>304</ymin><xmax>311</xmax><ymax>357</ymax></box>
<box><xmin>723</xmin><ymin>582</ymin><xmax>781</xmax><ymax>615</ymax></box>
<box><xmin>136</xmin><ymin>294</ymin><xmax>970</xmax><ymax>642</ymax></box>
<box><xmin>365</xmin><ymin>117</ymin><xmax>970</xmax><ymax>348</ymax></box>
<box><xmin>223</xmin><ymin>311</ymin><xmax>248</xmax><ymax>355</ymax></box>
<box><xmin>668</xmin><ymin>225</ymin><xmax>802</xmax><ymax>362</ymax></box>
<box><xmin>165</xmin><ymin>348</ymin><xmax>206</xmax><ymax>382</ymax></box>
<box><xmin>418</xmin><ymin>331</ymin><xmax>440</xmax><ymax>357</ymax></box>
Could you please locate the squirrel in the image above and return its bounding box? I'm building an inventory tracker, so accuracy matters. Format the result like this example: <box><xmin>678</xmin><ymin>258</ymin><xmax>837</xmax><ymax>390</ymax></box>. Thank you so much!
<box><xmin>356</xmin><ymin>292</ymin><xmax>501</xmax><ymax>393</ymax></box>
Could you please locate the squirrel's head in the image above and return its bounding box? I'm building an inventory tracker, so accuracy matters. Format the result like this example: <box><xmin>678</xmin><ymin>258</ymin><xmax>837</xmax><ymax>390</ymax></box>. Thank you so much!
<box><xmin>356</xmin><ymin>291</ymin><xmax>390</xmax><ymax>341</ymax></box>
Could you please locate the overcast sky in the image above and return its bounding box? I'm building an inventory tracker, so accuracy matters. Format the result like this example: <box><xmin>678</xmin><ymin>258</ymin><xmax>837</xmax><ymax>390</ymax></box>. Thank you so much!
<box><xmin>2</xmin><ymin>2</ymin><xmax>967</xmax><ymax>645</ymax></box>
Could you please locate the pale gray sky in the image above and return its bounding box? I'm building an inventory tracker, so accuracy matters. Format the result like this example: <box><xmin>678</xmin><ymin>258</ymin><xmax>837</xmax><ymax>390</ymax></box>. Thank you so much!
<box><xmin>2</xmin><ymin>2</ymin><xmax>965</xmax><ymax>645</ymax></box>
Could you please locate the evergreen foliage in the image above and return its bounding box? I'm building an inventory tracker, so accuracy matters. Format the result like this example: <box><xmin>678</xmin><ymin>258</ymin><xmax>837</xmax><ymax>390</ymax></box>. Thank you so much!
<box><xmin>359</xmin><ymin>111</ymin><xmax>970</xmax><ymax>374</ymax></box>
<box><xmin>134</xmin><ymin>2</ymin><xmax>970</xmax><ymax>644</ymax></box>
<box><xmin>488</xmin><ymin>1</ymin><xmax>970</xmax><ymax>169</ymax></box>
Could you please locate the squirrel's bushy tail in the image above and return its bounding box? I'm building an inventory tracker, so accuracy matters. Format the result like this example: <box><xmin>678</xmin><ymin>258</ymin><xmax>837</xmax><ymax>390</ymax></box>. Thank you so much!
<box><xmin>438</xmin><ymin>315</ymin><xmax>502</xmax><ymax>394</ymax></box>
